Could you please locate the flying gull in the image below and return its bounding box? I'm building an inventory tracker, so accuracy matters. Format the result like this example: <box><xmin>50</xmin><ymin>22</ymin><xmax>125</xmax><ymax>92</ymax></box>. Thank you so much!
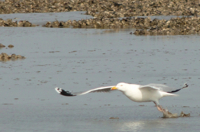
<box><xmin>55</xmin><ymin>82</ymin><xmax>188</xmax><ymax>114</ymax></box>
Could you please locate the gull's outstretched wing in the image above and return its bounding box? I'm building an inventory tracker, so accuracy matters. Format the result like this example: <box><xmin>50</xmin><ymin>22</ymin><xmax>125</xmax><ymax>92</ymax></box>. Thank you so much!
<box><xmin>55</xmin><ymin>86</ymin><xmax>115</xmax><ymax>97</ymax></box>
<box><xmin>139</xmin><ymin>83</ymin><xmax>188</xmax><ymax>93</ymax></box>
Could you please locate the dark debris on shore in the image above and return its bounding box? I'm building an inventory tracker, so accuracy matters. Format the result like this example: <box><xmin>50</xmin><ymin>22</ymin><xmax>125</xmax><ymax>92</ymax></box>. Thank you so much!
<box><xmin>1</xmin><ymin>0</ymin><xmax>200</xmax><ymax>35</ymax></box>
<box><xmin>0</xmin><ymin>18</ymin><xmax>35</xmax><ymax>27</ymax></box>
<box><xmin>0</xmin><ymin>53</ymin><xmax>25</xmax><ymax>62</ymax></box>
<box><xmin>1</xmin><ymin>0</ymin><xmax>200</xmax><ymax>17</ymax></box>
<box><xmin>43</xmin><ymin>16</ymin><xmax>200</xmax><ymax>35</ymax></box>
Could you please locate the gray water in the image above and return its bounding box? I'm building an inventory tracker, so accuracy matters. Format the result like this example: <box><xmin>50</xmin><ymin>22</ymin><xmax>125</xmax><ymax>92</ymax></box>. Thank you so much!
<box><xmin>0</xmin><ymin>12</ymin><xmax>200</xmax><ymax>132</ymax></box>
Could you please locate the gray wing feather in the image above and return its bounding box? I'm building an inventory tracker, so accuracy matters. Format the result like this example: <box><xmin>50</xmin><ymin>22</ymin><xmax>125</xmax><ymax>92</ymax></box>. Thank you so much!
<box><xmin>138</xmin><ymin>86</ymin><xmax>159</xmax><ymax>93</ymax></box>
<box><xmin>145</xmin><ymin>83</ymin><xmax>174</xmax><ymax>92</ymax></box>
<box><xmin>140</xmin><ymin>83</ymin><xmax>188</xmax><ymax>93</ymax></box>
<box><xmin>77</xmin><ymin>86</ymin><xmax>114</xmax><ymax>95</ymax></box>
<box><xmin>55</xmin><ymin>86</ymin><xmax>114</xmax><ymax>97</ymax></box>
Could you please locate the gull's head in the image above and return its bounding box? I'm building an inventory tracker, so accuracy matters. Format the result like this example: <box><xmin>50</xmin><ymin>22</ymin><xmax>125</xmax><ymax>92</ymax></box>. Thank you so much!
<box><xmin>111</xmin><ymin>82</ymin><xmax>127</xmax><ymax>91</ymax></box>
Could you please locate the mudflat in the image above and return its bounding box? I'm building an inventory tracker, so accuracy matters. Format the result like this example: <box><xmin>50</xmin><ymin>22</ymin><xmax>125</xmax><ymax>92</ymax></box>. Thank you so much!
<box><xmin>0</xmin><ymin>10</ymin><xmax>200</xmax><ymax>132</ymax></box>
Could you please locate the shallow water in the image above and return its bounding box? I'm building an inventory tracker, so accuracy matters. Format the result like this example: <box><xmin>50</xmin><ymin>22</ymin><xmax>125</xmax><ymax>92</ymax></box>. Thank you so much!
<box><xmin>0</xmin><ymin>12</ymin><xmax>200</xmax><ymax>131</ymax></box>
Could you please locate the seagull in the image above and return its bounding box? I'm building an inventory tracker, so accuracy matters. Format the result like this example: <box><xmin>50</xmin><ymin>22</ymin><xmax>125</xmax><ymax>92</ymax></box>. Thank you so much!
<box><xmin>55</xmin><ymin>82</ymin><xmax>188</xmax><ymax>114</ymax></box>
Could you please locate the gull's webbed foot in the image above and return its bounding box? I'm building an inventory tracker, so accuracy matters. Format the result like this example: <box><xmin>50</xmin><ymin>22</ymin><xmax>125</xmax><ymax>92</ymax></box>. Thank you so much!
<box><xmin>155</xmin><ymin>103</ymin><xmax>178</xmax><ymax>118</ymax></box>
<box><xmin>154</xmin><ymin>102</ymin><xmax>178</xmax><ymax>118</ymax></box>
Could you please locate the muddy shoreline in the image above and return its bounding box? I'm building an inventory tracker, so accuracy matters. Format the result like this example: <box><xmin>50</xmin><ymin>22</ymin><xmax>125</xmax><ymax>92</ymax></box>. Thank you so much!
<box><xmin>0</xmin><ymin>0</ymin><xmax>200</xmax><ymax>35</ymax></box>
<box><xmin>1</xmin><ymin>0</ymin><xmax>200</xmax><ymax>17</ymax></box>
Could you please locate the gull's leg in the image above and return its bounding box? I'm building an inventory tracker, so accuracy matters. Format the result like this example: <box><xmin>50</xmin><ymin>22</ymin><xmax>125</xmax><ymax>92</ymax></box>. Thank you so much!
<box><xmin>157</xmin><ymin>105</ymin><xmax>167</xmax><ymax>112</ymax></box>
<box><xmin>153</xmin><ymin>102</ymin><xmax>167</xmax><ymax>112</ymax></box>
<box><xmin>153</xmin><ymin>102</ymin><xmax>178</xmax><ymax>118</ymax></box>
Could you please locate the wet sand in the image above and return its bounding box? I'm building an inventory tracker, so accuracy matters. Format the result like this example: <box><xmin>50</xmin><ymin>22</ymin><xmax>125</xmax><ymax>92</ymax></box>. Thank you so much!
<box><xmin>0</xmin><ymin>12</ymin><xmax>200</xmax><ymax>131</ymax></box>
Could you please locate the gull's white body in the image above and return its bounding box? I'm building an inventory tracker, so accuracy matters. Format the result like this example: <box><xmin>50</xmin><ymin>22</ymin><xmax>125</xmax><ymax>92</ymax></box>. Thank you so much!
<box><xmin>116</xmin><ymin>83</ymin><xmax>176</xmax><ymax>105</ymax></box>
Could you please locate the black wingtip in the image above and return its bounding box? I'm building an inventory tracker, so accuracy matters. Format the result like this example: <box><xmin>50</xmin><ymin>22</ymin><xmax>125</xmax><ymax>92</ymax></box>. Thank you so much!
<box><xmin>168</xmin><ymin>83</ymin><xmax>189</xmax><ymax>93</ymax></box>
<box><xmin>55</xmin><ymin>87</ymin><xmax>75</xmax><ymax>96</ymax></box>
<box><xmin>183</xmin><ymin>83</ymin><xmax>188</xmax><ymax>88</ymax></box>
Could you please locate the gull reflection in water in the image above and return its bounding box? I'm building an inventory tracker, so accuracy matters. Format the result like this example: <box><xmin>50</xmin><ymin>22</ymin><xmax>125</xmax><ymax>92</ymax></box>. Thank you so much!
<box><xmin>114</xmin><ymin>119</ymin><xmax>171</xmax><ymax>131</ymax></box>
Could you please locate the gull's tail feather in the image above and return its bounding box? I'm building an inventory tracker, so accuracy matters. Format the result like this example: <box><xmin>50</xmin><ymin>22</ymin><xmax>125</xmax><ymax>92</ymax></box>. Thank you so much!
<box><xmin>161</xmin><ymin>91</ymin><xmax>178</xmax><ymax>97</ymax></box>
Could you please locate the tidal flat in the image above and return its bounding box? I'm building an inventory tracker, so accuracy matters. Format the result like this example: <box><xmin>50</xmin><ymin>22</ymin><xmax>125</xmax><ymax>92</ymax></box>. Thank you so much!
<box><xmin>0</xmin><ymin>11</ymin><xmax>200</xmax><ymax>131</ymax></box>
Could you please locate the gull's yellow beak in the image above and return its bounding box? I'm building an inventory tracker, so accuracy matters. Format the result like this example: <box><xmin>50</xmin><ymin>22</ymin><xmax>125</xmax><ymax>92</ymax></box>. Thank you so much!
<box><xmin>111</xmin><ymin>86</ymin><xmax>118</xmax><ymax>90</ymax></box>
